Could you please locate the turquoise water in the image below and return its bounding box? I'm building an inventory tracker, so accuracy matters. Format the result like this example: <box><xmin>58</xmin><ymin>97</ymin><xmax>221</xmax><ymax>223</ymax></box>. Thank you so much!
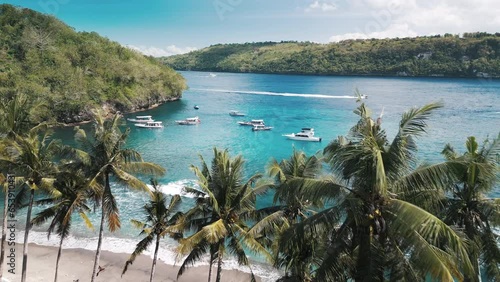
<box><xmin>8</xmin><ymin>71</ymin><xmax>500</xmax><ymax>280</ymax></box>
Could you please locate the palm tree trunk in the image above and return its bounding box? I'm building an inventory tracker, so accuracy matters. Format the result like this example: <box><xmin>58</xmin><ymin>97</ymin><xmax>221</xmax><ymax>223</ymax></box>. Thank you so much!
<box><xmin>464</xmin><ymin>219</ymin><xmax>481</xmax><ymax>282</ymax></box>
<box><xmin>91</xmin><ymin>178</ymin><xmax>108</xmax><ymax>282</ymax></box>
<box><xmin>149</xmin><ymin>233</ymin><xmax>160</xmax><ymax>282</ymax></box>
<box><xmin>21</xmin><ymin>188</ymin><xmax>35</xmax><ymax>282</ymax></box>
<box><xmin>355</xmin><ymin>225</ymin><xmax>372</xmax><ymax>282</ymax></box>
<box><xmin>54</xmin><ymin>234</ymin><xmax>64</xmax><ymax>282</ymax></box>
<box><xmin>0</xmin><ymin>180</ymin><xmax>9</xmax><ymax>279</ymax></box>
<box><xmin>207</xmin><ymin>252</ymin><xmax>214</xmax><ymax>282</ymax></box>
<box><xmin>215</xmin><ymin>245</ymin><xmax>224</xmax><ymax>282</ymax></box>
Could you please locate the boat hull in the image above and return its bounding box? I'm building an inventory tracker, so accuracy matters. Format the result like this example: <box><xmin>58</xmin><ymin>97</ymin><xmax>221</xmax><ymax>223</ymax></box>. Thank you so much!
<box><xmin>283</xmin><ymin>134</ymin><xmax>321</xmax><ymax>142</ymax></box>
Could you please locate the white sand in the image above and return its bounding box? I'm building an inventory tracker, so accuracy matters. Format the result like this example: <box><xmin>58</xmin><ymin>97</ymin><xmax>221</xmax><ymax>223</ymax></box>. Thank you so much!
<box><xmin>2</xmin><ymin>243</ymin><xmax>261</xmax><ymax>282</ymax></box>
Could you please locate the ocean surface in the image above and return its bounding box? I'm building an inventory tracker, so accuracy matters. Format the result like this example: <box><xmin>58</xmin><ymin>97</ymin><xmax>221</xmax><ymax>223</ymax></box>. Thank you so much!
<box><xmin>7</xmin><ymin>71</ymin><xmax>500</xmax><ymax>281</ymax></box>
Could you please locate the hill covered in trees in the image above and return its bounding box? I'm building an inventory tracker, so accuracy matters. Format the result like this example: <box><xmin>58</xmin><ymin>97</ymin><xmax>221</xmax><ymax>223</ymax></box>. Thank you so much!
<box><xmin>162</xmin><ymin>33</ymin><xmax>500</xmax><ymax>78</ymax></box>
<box><xmin>0</xmin><ymin>4</ymin><xmax>186</xmax><ymax>124</ymax></box>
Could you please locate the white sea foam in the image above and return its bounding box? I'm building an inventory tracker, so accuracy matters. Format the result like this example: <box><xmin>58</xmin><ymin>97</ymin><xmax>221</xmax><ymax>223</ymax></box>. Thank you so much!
<box><xmin>17</xmin><ymin>230</ymin><xmax>282</xmax><ymax>282</ymax></box>
<box><xmin>146</xmin><ymin>179</ymin><xmax>204</xmax><ymax>198</ymax></box>
<box><xmin>192</xmin><ymin>88</ymin><xmax>364</xmax><ymax>99</ymax></box>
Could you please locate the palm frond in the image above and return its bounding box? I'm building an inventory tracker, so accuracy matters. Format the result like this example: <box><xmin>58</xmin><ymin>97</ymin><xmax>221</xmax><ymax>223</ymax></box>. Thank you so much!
<box><xmin>122</xmin><ymin>234</ymin><xmax>154</xmax><ymax>277</ymax></box>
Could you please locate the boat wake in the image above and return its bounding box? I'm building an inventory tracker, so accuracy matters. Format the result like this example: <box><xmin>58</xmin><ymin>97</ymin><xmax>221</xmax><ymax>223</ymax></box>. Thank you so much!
<box><xmin>191</xmin><ymin>88</ymin><xmax>362</xmax><ymax>99</ymax></box>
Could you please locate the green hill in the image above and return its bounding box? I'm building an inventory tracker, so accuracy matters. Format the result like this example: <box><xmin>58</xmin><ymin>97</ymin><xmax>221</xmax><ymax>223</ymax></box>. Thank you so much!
<box><xmin>0</xmin><ymin>4</ymin><xmax>186</xmax><ymax>124</ymax></box>
<box><xmin>161</xmin><ymin>34</ymin><xmax>500</xmax><ymax>78</ymax></box>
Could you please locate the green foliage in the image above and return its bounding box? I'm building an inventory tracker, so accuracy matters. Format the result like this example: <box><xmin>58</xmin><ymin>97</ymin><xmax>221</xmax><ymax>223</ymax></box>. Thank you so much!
<box><xmin>162</xmin><ymin>34</ymin><xmax>500</xmax><ymax>78</ymax></box>
<box><xmin>0</xmin><ymin>4</ymin><xmax>187</xmax><ymax>124</ymax></box>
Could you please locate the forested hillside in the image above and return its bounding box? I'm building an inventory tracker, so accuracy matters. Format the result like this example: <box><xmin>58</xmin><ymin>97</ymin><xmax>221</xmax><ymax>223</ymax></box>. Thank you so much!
<box><xmin>0</xmin><ymin>4</ymin><xmax>186</xmax><ymax>124</ymax></box>
<box><xmin>162</xmin><ymin>33</ymin><xmax>500</xmax><ymax>78</ymax></box>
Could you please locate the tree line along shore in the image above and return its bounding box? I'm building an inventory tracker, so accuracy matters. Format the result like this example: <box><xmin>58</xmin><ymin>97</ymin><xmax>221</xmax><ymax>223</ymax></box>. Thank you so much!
<box><xmin>0</xmin><ymin>94</ymin><xmax>499</xmax><ymax>282</ymax></box>
<box><xmin>162</xmin><ymin>33</ymin><xmax>500</xmax><ymax>78</ymax></box>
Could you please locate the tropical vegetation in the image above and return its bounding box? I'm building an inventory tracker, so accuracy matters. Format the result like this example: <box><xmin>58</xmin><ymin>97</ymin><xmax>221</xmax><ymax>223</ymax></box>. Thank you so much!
<box><xmin>0</xmin><ymin>4</ymin><xmax>187</xmax><ymax>124</ymax></box>
<box><xmin>162</xmin><ymin>33</ymin><xmax>500</xmax><ymax>78</ymax></box>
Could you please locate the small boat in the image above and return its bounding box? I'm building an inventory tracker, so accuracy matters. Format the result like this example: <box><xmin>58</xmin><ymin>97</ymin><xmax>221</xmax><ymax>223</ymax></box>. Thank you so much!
<box><xmin>135</xmin><ymin>121</ymin><xmax>164</xmax><ymax>129</ymax></box>
<box><xmin>229</xmin><ymin>110</ymin><xmax>245</xmax><ymax>117</ymax></box>
<box><xmin>283</xmin><ymin>128</ymin><xmax>322</xmax><ymax>142</ymax></box>
<box><xmin>194</xmin><ymin>105</ymin><xmax>199</xmax><ymax>110</ymax></box>
<box><xmin>209</xmin><ymin>73</ymin><xmax>217</xmax><ymax>77</ymax></box>
<box><xmin>175</xmin><ymin>116</ymin><xmax>201</xmax><ymax>125</ymax></box>
<box><xmin>238</xmin><ymin>119</ymin><xmax>264</xmax><ymax>126</ymax></box>
<box><xmin>127</xmin><ymin>115</ymin><xmax>154</xmax><ymax>123</ymax></box>
<box><xmin>252</xmin><ymin>124</ymin><xmax>273</xmax><ymax>131</ymax></box>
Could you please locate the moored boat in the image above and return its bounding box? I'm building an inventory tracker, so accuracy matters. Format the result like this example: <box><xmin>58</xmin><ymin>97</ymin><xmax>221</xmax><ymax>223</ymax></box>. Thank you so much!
<box><xmin>175</xmin><ymin>116</ymin><xmax>201</xmax><ymax>125</ymax></box>
<box><xmin>229</xmin><ymin>110</ymin><xmax>245</xmax><ymax>116</ymax></box>
<box><xmin>283</xmin><ymin>128</ymin><xmax>321</xmax><ymax>142</ymax></box>
<box><xmin>127</xmin><ymin>115</ymin><xmax>154</xmax><ymax>123</ymax></box>
<box><xmin>252</xmin><ymin>124</ymin><xmax>273</xmax><ymax>131</ymax></box>
<box><xmin>135</xmin><ymin>121</ymin><xmax>164</xmax><ymax>129</ymax></box>
<box><xmin>238</xmin><ymin>119</ymin><xmax>264</xmax><ymax>126</ymax></box>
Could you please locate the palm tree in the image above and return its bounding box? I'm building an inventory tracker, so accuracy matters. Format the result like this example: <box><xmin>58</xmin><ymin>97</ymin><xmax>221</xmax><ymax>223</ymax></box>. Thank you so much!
<box><xmin>31</xmin><ymin>170</ymin><xmax>94</xmax><ymax>282</ymax></box>
<box><xmin>440</xmin><ymin>135</ymin><xmax>500</xmax><ymax>281</ymax></box>
<box><xmin>63</xmin><ymin>110</ymin><xmax>165</xmax><ymax>282</ymax></box>
<box><xmin>176</xmin><ymin>148</ymin><xmax>271</xmax><ymax>282</ymax></box>
<box><xmin>255</xmin><ymin>149</ymin><xmax>327</xmax><ymax>281</ymax></box>
<box><xmin>3</xmin><ymin>129</ymin><xmax>60</xmax><ymax>282</ymax></box>
<box><xmin>279</xmin><ymin>101</ymin><xmax>474</xmax><ymax>281</ymax></box>
<box><xmin>0</xmin><ymin>94</ymin><xmax>39</xmax><ymax>280</ymax></box>
<box><xmin>122</xmin><ymin>179</ymin><xmax>183</xmax><ymax>282</ymax></box>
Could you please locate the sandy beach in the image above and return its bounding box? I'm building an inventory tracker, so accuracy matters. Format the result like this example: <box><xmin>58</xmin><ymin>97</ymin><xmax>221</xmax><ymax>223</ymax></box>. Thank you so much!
<box><xmin>2</xmin><ymin>243</ymin><xmax>261</xmax><ymax>282</ymax></box>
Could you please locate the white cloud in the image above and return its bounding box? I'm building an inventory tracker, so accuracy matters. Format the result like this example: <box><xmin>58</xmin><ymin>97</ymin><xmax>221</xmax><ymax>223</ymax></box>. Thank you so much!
<box><xmin>305</xmin><ymin>1</ymin><xmax>337</xmax><ymax>12</ymax></box>
<box><xmin>329</xmin><ymin>23</ymin><xmax>417</xmax><ymax>42</ymax></box>
<box><xmin>126</xmin><ymin>45</ymin><xmax>197</xmax><ymax>57</ymax></box>
<box><xmin>329</xmin><ymin>0</ymin><xmax>500</xmax><ymax>42</ymax></box>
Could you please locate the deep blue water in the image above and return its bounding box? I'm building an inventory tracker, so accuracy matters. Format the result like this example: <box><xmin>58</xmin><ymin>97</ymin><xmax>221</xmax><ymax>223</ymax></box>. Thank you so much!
<box><xmin>10</xmin><ymin>71</ymin><xmax>500</xmax><ymax>280</ymax></box>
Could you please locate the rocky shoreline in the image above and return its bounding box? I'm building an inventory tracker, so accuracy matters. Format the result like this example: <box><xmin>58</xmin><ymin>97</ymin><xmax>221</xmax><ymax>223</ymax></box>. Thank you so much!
<box><xmin>60</xmin><ymin>96</ymin><xmax>181</xmax><ymax>127</ymax></box>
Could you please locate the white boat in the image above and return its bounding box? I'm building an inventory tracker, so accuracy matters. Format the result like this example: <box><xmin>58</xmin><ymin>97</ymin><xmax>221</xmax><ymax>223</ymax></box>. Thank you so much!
<box><xmin>283</xmin><ymin>128</ymin><xmax>322</xmax><ymax>142</ymax></box>
<box><xmin>238</xmin><ymin>119</ymin><xmax>264</xmax><ymax>126</ymax></box>
<box><xmin>127</xmin><ymin>115</ymin><xmax>154</xmax><ymax>123</ymax></box>
<box><xmin>175</xmin><ymin>116</ymin><xmax>201</xmax><ymax>125</ymax></box>
<box><xmin>229</xmin><ymin>110</ymin><xmax>245</xmax><ymax>117</ymax></box>
<box><xmin>252</xmin><ymin>124</ymin><xmax>273</xmax><ymax>131</ymax></box>
<box><xmin>135</xmin><ymin>121</ymin><xmax>164</xmax><ymax>129</ymax></box>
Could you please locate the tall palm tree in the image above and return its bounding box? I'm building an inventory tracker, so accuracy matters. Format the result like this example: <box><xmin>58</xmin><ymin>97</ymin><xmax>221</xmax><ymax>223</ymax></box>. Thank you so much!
<box><xmin>31</xmin><ymin>170</ymin><xmax>94</xmax><ymax>282</ymax></box>
<box><xmin>255</xmin><ymin>149</ymin><xmax>327</xmax><ymax>281</ymax></box>
<box><xmin>63</xmin><ymin>110</ymin><xmax>165</xmax><ymax>282</ymax></box>
<box><xmin>176</xmin><ymin>148</ymin><xmax>271</xmax><ymax>282</ymax></box>
<box><xmin>122</xmin><ymin>179</ymin><xmax>183</xmax><ymax>282</ymax></box>
<box><xmin>0</xmin><ymin>94</ymin><xmax>39</xmax><ymax>280</ymax></box>
<box><xmin>279</xmin><ymin>101</ymin><xmax>474</xmax><ymax>281</ymax></box>
<box><xmin>440</xmin><ymin>135</ymin><xmax>500</xmax><ymax>281</ymax></box>
<box><xmin>3</xmin><ymin>129</ymin><xmax>60</xmax><ymax>282</ymax></box>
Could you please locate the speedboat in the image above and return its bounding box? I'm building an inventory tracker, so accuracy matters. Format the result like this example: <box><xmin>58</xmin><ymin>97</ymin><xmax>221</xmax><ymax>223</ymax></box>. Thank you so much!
<box><xmin>238</xmin><ymin>119</ymin><xmax>264</xmax><ymax>126</ymax></box>
<box><xmin>175</xmin><ymin>116</ymin><xmax>201</xmax><ymax>125</ymax></box>
<box><xmin>229</xmin><ymin>110</ymin><xmax>245</xmax><ymax>117</ymax></box>
<box><xmin>283</xmin><ymin>128</ymin><xmax>321</xmax><ymax>142</ymax></box>
<box><xmin>194</xmin><ymin>105</ymin><xmax>200</xmax><ymax>110</ymax></box>
<box><xmin>135</xmin><ymin>121</ymin><xmax>164</xmax><ymax>129</ymax></box>
<box><xmin>252</xmin><ymin>124</ymin><xmax>273</xmax><ymax>131</ymax></box>
<box><xmin>127</xmin><ymin>115</ymin><xmax>154</xmax><ymax>123</ymax></box>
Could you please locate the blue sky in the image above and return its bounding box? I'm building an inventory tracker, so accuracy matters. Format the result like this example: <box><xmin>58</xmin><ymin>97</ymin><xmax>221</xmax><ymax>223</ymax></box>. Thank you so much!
<box><xmin>3</xmin><ymin>0</ymin><xmax>499</xmax><ymax>56</ymax></box>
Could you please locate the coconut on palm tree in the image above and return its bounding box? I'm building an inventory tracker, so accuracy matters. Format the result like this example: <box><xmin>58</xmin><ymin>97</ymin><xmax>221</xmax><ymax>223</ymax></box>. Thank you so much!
<box><xmin>278</xmin><ymin>101</ymin><xmax>474</xmax><ymax>281</ymax></box>
<box><xmin>176</xmin><ymin>148</ymin><xmax>271</xmax><ymax>282</ymax></box>
<box><xmin>31</xmin><ymin>170</ymin><xmax>94</xmax><ymax>282</ymax></box>
<box><xmin>122</xmin><ymin>179</ymin><xmax>183</xmax><ymax>282</ymax></box>
<box><xmin>439</xmin><ymin>135</ymin><xmax>500</xmax><ymax>281</ymax></box>
<box><xmin>63</xmin><ymin>110</ymin><xmax>165</xmax><ymax>282</ymax></box>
